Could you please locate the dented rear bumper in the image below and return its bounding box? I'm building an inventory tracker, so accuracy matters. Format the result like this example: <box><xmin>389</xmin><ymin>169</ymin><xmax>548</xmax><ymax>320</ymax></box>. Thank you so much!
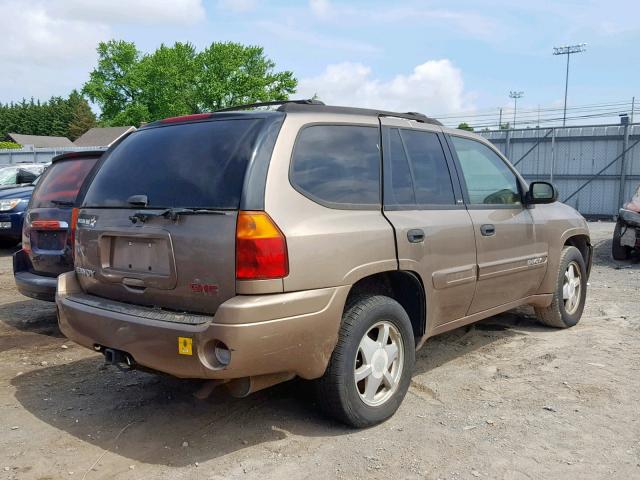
<box><xmin>56</xmin><ymin>272</ymin><xmax>348</xmax><ymax>380</ymax></box>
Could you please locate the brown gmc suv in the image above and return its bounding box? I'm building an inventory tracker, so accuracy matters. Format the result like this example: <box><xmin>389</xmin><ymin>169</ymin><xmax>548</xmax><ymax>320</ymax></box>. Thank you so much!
<box><xmin>57</xmin><ymin>100</ymin><xmax>592</xmax><ymax>427</ymax></box>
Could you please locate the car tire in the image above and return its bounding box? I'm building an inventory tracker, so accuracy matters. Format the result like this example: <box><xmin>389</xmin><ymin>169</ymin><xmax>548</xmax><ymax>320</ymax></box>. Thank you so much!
<box><xmin>315</xmin><ymin>295</ymin><xmax>415</xmax><ymax>428</ymax></box>
<box><xmin>612</xmin><ymin>220</ymin><xmax>631</xmax><ymax>260</ymax></box>
<box><xmin>534</xmin><ymin>246</ymin><xmax>587</xmax><ymax>328</ymax></box>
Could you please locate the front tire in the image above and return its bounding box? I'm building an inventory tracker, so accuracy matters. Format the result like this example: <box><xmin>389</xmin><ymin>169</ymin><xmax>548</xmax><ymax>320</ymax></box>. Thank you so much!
<box><xmin>535</xmin><ymin>246</ymin><xmax>587</xmax><ymax>328</ymax></box>
<box><xmin>316</xmin><ymin>295</ymin><xmax>415</xmax><ymax>428</ymax></box>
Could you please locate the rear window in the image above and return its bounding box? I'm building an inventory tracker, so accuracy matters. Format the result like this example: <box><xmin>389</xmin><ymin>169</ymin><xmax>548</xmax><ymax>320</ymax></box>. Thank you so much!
<box><xmin>82</xmin><ymin>119</ymin><xmax>264</xmax><ymax>209</ymax></box>
<box><xmin>32</xmin><ymin>158</ymin><xmax>98</xmax><ymax>208</ymax></box>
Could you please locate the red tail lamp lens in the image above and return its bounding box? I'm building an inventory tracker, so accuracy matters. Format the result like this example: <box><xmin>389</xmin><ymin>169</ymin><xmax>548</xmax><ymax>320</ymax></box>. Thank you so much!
<box><xmin>236</xmin><ymin>211</ymin><xmax>288</xmax><ymax>280</ymax></box>
<box><xmin>70</xmin><ymin>208</ymin><xmax>79</xmax><ymax>257</ymax></box>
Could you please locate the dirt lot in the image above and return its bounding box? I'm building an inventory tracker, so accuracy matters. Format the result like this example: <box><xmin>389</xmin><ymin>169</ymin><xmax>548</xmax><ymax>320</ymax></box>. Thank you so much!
<box><xmin>0</xmin><ymin>221</ymin><xmax>638</xmax><ymax>480</ymax></box>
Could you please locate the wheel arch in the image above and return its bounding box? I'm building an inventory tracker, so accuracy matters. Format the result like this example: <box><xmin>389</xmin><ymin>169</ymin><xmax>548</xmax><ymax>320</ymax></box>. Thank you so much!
<box><xmin>563</xmin><ymin>233</ymin><xmax>592</xmax><ymax>277</ymax></box>
<box><xmin>345</xmin><ymin>270</ymin><xmax>426</xmax><ymax>344</ymax></box>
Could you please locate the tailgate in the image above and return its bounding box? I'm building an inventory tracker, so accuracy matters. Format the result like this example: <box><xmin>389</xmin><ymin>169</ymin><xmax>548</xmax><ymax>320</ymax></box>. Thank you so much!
<box><xmin>75</xmin><ymin>208</ymin><xmax>237</xmax><ymax>315</ymax></box>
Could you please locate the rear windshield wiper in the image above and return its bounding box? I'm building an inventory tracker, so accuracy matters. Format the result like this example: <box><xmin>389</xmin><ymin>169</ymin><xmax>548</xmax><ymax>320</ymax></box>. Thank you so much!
<box><xmin>129</xmin><ymin>207</ymin><xmax>226</xmax><ymax>223</ymax></box>
<box><xmin>50</xmin><ymin>200</ymin><xmax>74</xmax><ymax>207</ymax></box>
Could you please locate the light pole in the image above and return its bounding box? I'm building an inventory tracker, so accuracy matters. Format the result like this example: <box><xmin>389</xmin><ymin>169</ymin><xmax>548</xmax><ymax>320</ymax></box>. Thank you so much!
<box><xmin>553</xmin><ymin>43</ymin><xmax>586</xmax><ymax>126</ymax></box>
<box><xmin>509</xmin><ymin>91</ymin><xmax>524</xmax><ymax>128</ymax></box>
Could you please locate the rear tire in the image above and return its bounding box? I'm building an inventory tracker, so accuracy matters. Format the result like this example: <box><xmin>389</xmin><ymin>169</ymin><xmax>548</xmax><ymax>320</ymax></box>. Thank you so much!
<box><xmin>535</xmin><ymin>246</ymin><xmax>587</xmax><ymax>328</ymax></box>
<box><xmin>612</xmin><ymin>220</ymin><xmax>631</xmax><ymax>260</ymax></box>
<box><xmin>315</xmin><ymin>295</ymin><xmax>415</xmax><ymax>428</ymax></box>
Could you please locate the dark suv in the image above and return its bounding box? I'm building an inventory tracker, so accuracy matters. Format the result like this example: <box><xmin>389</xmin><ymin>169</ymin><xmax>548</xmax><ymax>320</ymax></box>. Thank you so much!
<box><xmin>14</xmin><ymin>151</ymin><xmax>102</xmax><ymax>301</ymax></box>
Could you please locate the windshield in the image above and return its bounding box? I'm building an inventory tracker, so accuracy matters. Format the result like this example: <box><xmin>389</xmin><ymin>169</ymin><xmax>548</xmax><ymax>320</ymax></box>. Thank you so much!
<box><xmin>82</xmin><ymin>119</ymin><xmax>264</xmax><ymax>209</ymax></box>
<box><xmin>32</xmin><ymin>158</ymin><xmax>98</xmax><ymax>208</ymax></box>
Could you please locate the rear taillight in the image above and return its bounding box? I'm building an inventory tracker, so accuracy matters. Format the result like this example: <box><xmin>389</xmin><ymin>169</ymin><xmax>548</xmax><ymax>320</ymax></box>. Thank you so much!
<box><xmin>21</xmin><ymin>221</ymin><xmax>31</xmax><ymax>254</ymax></box>
<box><xmin>236</xmin><ymin>211</ymin><xmax>288</xmax><ymax>280</ymax></box>
<box><xmin>69</xmin><ymin>208</ymin><xmax>79</xmax><ymax>257</ymax></box>
<box><xmin>31</xmin><ymin>220</ymin><xmax>64</xmax><ymax>229</ymax></box>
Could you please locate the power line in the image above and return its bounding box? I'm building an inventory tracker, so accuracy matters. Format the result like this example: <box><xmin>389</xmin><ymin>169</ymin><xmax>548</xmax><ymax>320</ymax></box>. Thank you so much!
<box><xmin>435</xmin><ymin>100</ymin><xmax>632</xmax><ymax>120</ymax></box>
<box><xmin>444</xmin><ymin>109</ymin><xmax>631</xmax><ymax>129</ymax></box>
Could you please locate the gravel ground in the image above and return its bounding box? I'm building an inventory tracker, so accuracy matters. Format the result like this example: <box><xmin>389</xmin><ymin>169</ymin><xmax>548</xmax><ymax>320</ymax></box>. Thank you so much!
<box><xmin>0</xmin><ymin>221</ymin><xmax>638</xmax><ymax>480</ymax></box>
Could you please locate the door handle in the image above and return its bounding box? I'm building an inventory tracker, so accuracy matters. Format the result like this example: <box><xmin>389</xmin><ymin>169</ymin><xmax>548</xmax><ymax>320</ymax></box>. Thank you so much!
<box><xmin>407</xmin><ymin>229</ymin><xmax>425</xmax><ymax>243</ymax></box>
<box><xmin>480</xmin><ymin>224</ymin><xmax>495</xmax><ymax>236</ymax></box>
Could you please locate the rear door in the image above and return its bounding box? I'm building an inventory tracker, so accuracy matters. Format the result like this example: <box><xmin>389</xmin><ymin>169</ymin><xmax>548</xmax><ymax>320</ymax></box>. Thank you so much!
<box><xmin>76</xmin><ymin>117</ymin><xmax>272</xmax><ymax>315</ymax></box>
<box><xmin>25</xmin><ymin>154</ymin><xmax>101</xmax><ymax>277</ymax></box>
<box><xmin>447</xmin><ymin>134</ymin><xmax>547</xmax><ymax>314</ymax></box>
<box><xmin>380</xmin><ymin>119</ymin><xmax>476</xmax><ymax>331</ymax></box>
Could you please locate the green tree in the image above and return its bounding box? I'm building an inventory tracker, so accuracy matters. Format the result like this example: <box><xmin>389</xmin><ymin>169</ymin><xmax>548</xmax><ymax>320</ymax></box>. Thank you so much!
<box><xmin>68</xmin><ymin>91</ymin><xmax>98</xmax><ymax>140</ymax></box>
<box><xmin>82</xmin><ymin>40</ymin><xmax>142</xmax><ymax>124</ymax></box>
<box><xmin>457</xmin><ymin>122</ymin><xmax>474</xmax><ymax>131</ymax></box>
<box><xmin>83</xmin><ymin>40</ymin><xmax>297</xmax><ymax>125</ymax></box>
<box><xmin>0</xmin><ymin>92</ymin><xmax>96</xmax><ymax>140</ymax></box>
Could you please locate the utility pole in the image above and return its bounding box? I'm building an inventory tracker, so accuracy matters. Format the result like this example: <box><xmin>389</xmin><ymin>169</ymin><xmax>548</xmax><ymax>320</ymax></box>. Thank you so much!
<box><xmin>553</xmin><ymin>43</ymin><xmax>587</xmax><ymax>126</ymax></box>
<box><xmin>509</xmin><ymin>91</ymin><xmax>524</xmax><ymax>128</ymax></box>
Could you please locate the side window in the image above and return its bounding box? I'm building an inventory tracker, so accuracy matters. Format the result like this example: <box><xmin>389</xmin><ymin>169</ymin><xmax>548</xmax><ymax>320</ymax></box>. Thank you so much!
<box><xmin>384</xmin><ymin>129</ymin><xmax>415</xmax><ymax>205</ymax></box>
<box><xmin>451</xmin><ymin>136</ymin><xmax>521</xmax><ymax>205</ymax></box>
<box><xmin>291</xmin><ymin>125</ymin><xmax>380</xmax><ymax>207</ymax></box>
<box><xmin>384</xmin><ymin>128</ymin><xmax>455</xmax><ymax>207</ymax></box>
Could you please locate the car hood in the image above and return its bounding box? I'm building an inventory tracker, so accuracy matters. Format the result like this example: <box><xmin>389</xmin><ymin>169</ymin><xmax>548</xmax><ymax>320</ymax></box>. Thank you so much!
<box><xmin>0</xmin><ymin>185</ymin><xmax>34</xmax><ymax>200</ymax></box>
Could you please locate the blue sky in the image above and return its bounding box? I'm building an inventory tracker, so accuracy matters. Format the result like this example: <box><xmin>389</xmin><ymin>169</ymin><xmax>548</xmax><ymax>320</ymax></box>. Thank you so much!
<box><xmin>2</xmin><ymin>0</ymin><xmax>639</xmax><ymax>127</ymax></box>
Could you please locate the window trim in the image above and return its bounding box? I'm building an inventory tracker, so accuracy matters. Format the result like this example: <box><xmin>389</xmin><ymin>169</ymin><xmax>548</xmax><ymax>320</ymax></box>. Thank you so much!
<box><xmin>288</xmin><ymin>122</ymin><xmax>382</xmax><ymax>211</ymax></box>
<box><xmin>381</xmin><ymin>126</ymin><xmax>463</xmax><ymax>211</ymax></box>
<box><xmin>445</xmin><ymin>133</ymin><xmax>527</xmax><ymax>210</ymax></box>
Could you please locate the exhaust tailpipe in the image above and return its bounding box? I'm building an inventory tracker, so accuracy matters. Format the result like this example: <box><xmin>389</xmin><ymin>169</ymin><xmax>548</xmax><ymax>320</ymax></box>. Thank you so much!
<box><xmin>226</xmin><ymin>372</ymin><xmax>295</xmax><ymax>398</ymax></box>
<box><xmin>103</xmin><ymin>348</ymin><xmax>134</xmax><ymax>369</ymax></box>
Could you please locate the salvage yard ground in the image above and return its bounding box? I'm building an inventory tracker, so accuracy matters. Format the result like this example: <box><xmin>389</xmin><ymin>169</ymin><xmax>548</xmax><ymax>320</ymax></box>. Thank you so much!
<box><xmin>0</xmin><ymin>222</ymin><xmax>638</xmax><ymax>480</ymax></box>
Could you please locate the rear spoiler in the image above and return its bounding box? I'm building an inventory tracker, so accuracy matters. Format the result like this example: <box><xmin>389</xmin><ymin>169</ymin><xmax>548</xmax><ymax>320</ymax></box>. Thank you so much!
<box><xmin>51</xmin><ymin>150</ymin><xmax>106</xmax><ymax>163</ymax></box>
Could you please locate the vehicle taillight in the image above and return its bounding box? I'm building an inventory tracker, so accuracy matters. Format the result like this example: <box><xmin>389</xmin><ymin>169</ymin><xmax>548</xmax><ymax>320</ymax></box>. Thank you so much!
<box><xmin>236</xmin><ymin>211</ymin><xmax>288</xmax><ymax>280</ymax></box>
<box><xmin>69</xmin><ymin>208</ymin><xmax>79</xmax><ymax>257</ymax></box>
<box><xmin>31</xmin><ymin>220</ymin><xmax>64</xmax><ymax>229</ymax></box>
<box><xmin>22</xmin><ymin>221</ymin><xmax>31</xmax><ymax>254</ymax></box>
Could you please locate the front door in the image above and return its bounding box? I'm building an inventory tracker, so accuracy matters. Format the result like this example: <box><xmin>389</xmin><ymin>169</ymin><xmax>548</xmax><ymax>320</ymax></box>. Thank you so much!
<box><xmin>380</xmin><ymin>119</ymin><xmax>477</xmax><ymax>332</ymax></box>
<box><xmin>447</xmin><ymin>134</ymin><xmax>548</xmax><ymax>314</ymax></box>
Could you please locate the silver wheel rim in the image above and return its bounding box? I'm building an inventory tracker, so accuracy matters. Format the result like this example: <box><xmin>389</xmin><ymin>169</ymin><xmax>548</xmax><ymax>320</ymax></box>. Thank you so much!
<box><xmin>354</xmin><ymin>321</ymin><xmax>404</xmax><ymax>407</ymax></box>
<box><xmin>562</xmin><ymin>261</ymin><xmax>582</xmax><ymax>314</ymax></box>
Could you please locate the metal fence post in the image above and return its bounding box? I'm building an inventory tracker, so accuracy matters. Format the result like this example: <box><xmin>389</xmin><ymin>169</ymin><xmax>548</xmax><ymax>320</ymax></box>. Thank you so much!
<box><xmin>505</xmin><ymin>128</ymin><xmax>512</xmax><ymax>160</ymax></box>
<box><xmin>618</xmin><ymin>122</ymin><xmax>630</xmax><ymax>209</ymax></box>
<box><xmin>550</xmin><ymin>127</ymin><xmax>556</xmax><ymax>184</ymax></box>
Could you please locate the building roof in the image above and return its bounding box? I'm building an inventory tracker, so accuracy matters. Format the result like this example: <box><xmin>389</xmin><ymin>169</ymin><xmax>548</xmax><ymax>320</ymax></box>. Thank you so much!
<box><xmin>74</xmin><ymin>126</ymin><xmax>136</xmax><ymax>147</ymax></box>
<box><xmin>8</xmin><ymin>133</ymin><xmax>75</xmax><ymax>148</ymax></box>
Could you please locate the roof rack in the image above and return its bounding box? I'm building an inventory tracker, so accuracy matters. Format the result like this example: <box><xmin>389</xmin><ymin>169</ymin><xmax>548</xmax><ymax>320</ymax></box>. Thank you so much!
<box><xmin>215</xmin><ymin>99</ymin><xmax>325</xmax><ymax>112</ymax></box>
<box><xmin>215</xmin><ymin>99</ymin><xmax>442</xmax><ymax>126</ymax></box>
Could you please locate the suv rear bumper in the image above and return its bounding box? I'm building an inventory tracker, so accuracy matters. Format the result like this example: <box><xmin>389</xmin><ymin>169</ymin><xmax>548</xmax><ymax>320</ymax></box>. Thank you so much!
<box><xmin>13</xmin><ymin>249</ymin><xmax>57</xmax><ymax>302</ymax></box>
<box><xmin>56</xmin><ymin>272</ymin><xmax>348</xmax><ymax>381</ymax></box>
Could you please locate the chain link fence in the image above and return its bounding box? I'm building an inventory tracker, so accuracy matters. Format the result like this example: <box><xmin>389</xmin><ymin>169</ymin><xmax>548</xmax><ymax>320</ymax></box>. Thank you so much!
<box><xmin>480</xmin><ymin>123</ymin><xmax>640</xmax><ymax>217</ymax></box>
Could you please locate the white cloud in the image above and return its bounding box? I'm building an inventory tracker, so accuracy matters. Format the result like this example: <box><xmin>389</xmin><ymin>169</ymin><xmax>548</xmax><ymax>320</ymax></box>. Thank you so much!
<box><xmin>309</xmin><ymin>0</ymin><xmax>332</xmax><ymax>18</ymax></box>
<box><xmin>0</xmin><ymin>0</ymin><xmax>207</xmax><ymax>103</ymax></box>
<box><xmin>217</xmin><ymin>0</ymin><xmax>259</xmax><ymax>14</ymax></box>
<box><xmin>297</xmin><ymin>60</ymin><xmax>472</xmax><ymax>116</ymax></box>
<box><xmin>1</xmin><ymin>2</ymin><xmax>109</xmax><ymax>66</ymax></box>
<box><xmin>49</xmin><ymin>0</ymin><xmax>205</xmax><ymax>25</ymax></box>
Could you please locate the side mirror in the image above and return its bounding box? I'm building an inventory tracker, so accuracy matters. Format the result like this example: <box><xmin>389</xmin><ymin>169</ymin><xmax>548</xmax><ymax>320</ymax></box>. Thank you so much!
<box><xmin>526</xmin><ymin>181</ymin><xmax>558</xmax><ymax>204</ymax></box>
